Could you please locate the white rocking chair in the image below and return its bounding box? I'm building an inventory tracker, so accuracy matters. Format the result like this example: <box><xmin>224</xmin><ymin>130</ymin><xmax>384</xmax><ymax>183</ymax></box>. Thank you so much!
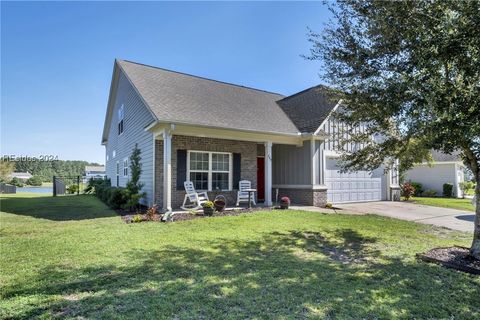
<box><xmin>236</xmin><ymin>180</ymin><xmax>256</xmax><ymax>206</ymax></box>
<box><xmin>181</xmin><ymin>181</ymin><xmax>209</xmax><ymax>211</ymax></box>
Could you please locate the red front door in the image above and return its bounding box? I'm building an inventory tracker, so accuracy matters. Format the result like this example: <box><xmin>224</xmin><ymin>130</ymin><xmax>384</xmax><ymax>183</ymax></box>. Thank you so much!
<box><xmin>257</xmin><ymin>157</ymin><xmax>265</xmax><ymax>201</ymax></box>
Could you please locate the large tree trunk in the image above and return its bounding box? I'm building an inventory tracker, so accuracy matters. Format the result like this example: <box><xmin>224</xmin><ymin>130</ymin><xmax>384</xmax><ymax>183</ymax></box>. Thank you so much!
<box><xmin>471</xmin><ymin>175</ymin><xmax>480</xmax><ymax>260</ymax></box>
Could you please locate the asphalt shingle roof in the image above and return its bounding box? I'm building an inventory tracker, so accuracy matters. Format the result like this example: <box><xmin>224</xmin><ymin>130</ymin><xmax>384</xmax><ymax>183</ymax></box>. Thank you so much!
<box><xmin>118</xmin><ymin>60</ymin><xmax>300</xmax><ymax>135</ymax></box>
<box><xmin>431</xmin><ymin>150</ymin><xmax>462</xmax><ymax>162</ymax></box>
<box><xmin>277</xmin><ymin>85</ymin><xmax>338</xmax><ymax>133</ymax></box>
<box><xmin>85</xmin><ymin>166</ymin><xmax>105</xmax><ymax>172</ymax></box>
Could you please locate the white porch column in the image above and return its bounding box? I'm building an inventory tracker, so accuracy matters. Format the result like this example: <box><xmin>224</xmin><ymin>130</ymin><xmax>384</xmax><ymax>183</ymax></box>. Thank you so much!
<box><xmin>163</xmin><ymin>129</ymin><xmax>172</xmax><ymax>212</ymax></box>
<box><xmin>264</xmin><ymin>141</ymin><xmax>273</xmax><ymax>206</ymax></box>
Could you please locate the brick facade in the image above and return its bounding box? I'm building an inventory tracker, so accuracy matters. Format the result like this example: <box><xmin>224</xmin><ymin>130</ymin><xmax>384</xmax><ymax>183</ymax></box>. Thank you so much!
<box><xmin>155</xmin><ymin>135</ymin><xmax>257</xmax><ymax>209</ymax></box>
<box><xmin>273</xmin><ymin>188</ymin><xmax>327</xmax><ymax>207</ymax></box>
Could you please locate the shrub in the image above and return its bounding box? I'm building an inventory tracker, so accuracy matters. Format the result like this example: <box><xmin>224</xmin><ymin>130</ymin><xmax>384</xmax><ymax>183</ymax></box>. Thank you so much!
<box><xmin>325</xmin><ymin>202</ymin><xmax>333</xmax><ymax>208</ymax></box>
<box><xmin>131</xmin><ymin>214</ymin><xmax>143</xmax><ymax>223</ymax></box>
<box><xmin>409</xmin><ymin>181</ymin><xmax>423</xmax><ymax>197</ymax></box>
<box><xmin>401</xmin><ymin>183</ymin><xmax>415</xmax><ymax>200</ymax></box>
<box><xmin>459</xmin><ymin>181</ymin><xmax>475</xmax><ymax>198</ymax></box>
<box><xmin>146</xmin><ymin>205</ymin><xmax>158</xmax><ymax>221</ymax></box>
<box><xmin>108</xmin><ymin>188</ymin><xmax>128</xmax><ymax>209</ymax></box>
<box><xmin>9</xmin><ymin>177</ymin><xmax>24</xmax><ymax>187</ymax></box>
<box><xmin>422</xmin><ymin>189</ymin><xmax>437</xmax><ymax>197</ymax></box>
<box><xmin>124</xmin><ymin>144</ymin><xmax>146</xmax><ymax>211</ymax></box>
<box><xmin>84</xmin><ymin>178</ymin><xmax>109</xmax><ymax>194</ymax></box>
<box><xmin>443</xmin><ymin>183</ymin><xmax>453</xmax><ymax>197</ymax></box>
<box><xmin>26</xmin><ymin>176</ymin><xmax>42</xmax><ymax>186</ymax></box>
<box><xmin>67</xmin><ymin>184</ymin><xmax>79</xmax><ymax>194</ymax></box>
<box><xmin>202</xmin><ymin>201</ymin><xmax>214</xmax><ymax>209</ymax></box>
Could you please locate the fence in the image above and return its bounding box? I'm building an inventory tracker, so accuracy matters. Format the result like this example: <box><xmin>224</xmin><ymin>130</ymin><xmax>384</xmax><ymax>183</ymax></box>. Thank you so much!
<box><xmin>53</xmin><ymin>176</ymin><xmax>83</xmax><ymax>196</ymax></box>
<box><xmin>0</xmin><ymin>183</ymin><xmax>16</xmax><ymax>194</ymax></box>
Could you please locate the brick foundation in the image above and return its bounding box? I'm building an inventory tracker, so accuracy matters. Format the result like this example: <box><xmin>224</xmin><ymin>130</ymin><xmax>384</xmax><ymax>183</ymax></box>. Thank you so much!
<box><xmin>273</xmin><ymin>187</ymin><xmax>327</xmax><ymax>207</ymax></box>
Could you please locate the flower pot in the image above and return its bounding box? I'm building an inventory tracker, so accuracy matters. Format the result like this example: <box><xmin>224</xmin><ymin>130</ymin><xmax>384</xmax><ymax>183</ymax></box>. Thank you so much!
<box><xmin>203</xmin><ymin>207</ymin><xmax>214</xmax><ymax>216</ymax></box>
<box><xmin>214</xmin><ymin>201</ymin><xmax>226</xmax><ymax>212</ymax></box>
<box><xmin>214</xmin><ymin>195</ymin><xmax>227</xmax><ymax>212</ymax></box>
<box><xmin>280</xmin><ymin>203</ymin><xmax>289</xmax><ymax>209</ymax></box>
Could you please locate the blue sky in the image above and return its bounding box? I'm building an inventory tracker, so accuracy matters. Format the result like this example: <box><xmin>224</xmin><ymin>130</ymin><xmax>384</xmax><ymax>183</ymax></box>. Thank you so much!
<box><xmin>1</xmin><ymin>1</ymin><xmax>330</xmax><ymax>164</ymax></box>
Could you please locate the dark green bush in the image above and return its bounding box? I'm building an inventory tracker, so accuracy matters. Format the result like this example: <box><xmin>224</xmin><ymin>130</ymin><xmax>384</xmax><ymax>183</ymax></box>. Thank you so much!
<box><xmin>443</xmin><ymin>183</ymin><xmax>453</xmax><ymax>197</ymax></box>
<box><xmin>26</xmin><ymin>176</ymin><xmax>43</xmax><ymax>186</ymax></box>
<box><xmin>108</xmin><ymin>187</ymin><xmax>128</xmax><ymax>209</ymax></box>
<box><xmin>422</xmin><ymin>189</ymin><xmax>437</xmax><ymax>197</ymax></box>
<box><xmin>84</xmin><ymin>178</ymin><xmax>109</xmax><ymax>194</ymax></box>
<box><xmin>409</xmin><ymin>182</ymin><xmax>423</xmax><ymax>197</ymax></box>
<box><xmin>9</xmin><ymin>177</ymin><xmax>24</xmax><ymax>187</ymax></box>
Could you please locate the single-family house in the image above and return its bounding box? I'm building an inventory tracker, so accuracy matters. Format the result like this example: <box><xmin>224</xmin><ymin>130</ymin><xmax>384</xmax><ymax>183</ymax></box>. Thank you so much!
<box><xmin>404</xmin><ymin>151</ymin><xmax>465</xmax><ymax>197</ymax></box>
<box><xmin>84</xmin><ymin>165</ymin><xmax>106</xmax><ymax>182</ymax></box>
<box><xmin>101</xmin><ymin>60</ymin><xmax>400</xmax><ymax>211</ymax></box>
<box><xmin>10</xmin><ymin>172</ymin><xmax>32</xmax><ymax>181</ymax></box>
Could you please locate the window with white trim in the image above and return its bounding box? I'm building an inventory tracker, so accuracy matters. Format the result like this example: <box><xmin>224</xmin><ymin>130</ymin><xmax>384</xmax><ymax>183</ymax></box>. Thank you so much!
<box><xmin>118</xmin><ymin>104</ymin><xmax>124</xmax><ymax>135</ymax></box>
<box><xmin>188</xmin><ymin>151</ymin><xmax>232</xmax><ymax>191</ymax></box>
<box><xmin>123</xmin><ymin>158</ymin><xmax>128</xmax><ymax>177</ymax></box>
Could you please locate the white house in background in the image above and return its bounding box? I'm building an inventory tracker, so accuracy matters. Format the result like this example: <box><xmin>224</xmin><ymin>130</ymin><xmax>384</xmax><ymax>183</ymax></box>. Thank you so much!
<box><xmin>84</xmin><ymin>165</ymin><xmax>106</xmax><ymax>182</ymax></box>
<box><xmin>10</xmin><ymin>172</ymin><xmax>32</xmax><ymax>181</ymax></box>
<box><xmin>101</xmin><ymin>59</ymin><xmax>400</xmax><ymax>211</ymax></box>
<box><xmin>404</xmin><ymin>151</ymin><xmax>465</xmax><ymax>198</ymax></box>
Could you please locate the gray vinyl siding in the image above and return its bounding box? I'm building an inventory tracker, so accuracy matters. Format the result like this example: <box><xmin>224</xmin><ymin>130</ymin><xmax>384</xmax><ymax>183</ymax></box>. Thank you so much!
<box><xmin>104</xmin><ymin>71</ymin><xmax>156</xmax><ymax>205</ymax></box>
<box><xmin>272</xmin><ymin>141</ymin><xmax>312</xmax><ymax>185</ymax></box>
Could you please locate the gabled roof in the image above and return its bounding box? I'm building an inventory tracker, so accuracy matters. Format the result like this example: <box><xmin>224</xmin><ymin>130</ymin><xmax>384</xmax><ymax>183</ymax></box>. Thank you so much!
<box><xmin>277</xmin><ymin>85</ymin><xmax>338</xmax><ymax>133</ymax></box>
<box><xmin>114</xmin><ymin>60</ymin><xmax>300</xmax><ymax>135</ymax></box>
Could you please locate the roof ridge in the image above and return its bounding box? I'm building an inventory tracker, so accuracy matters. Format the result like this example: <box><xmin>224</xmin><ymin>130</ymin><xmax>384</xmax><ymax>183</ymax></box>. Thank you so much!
<box><xmin>278</xmin><ymin>84</ymin><xmax>331</xmax><ymax>102</ymax></box>
<box><xmin>119</xmin><ymin>59</ymin><xmax>285</xmax><ymax>97</ymax></box>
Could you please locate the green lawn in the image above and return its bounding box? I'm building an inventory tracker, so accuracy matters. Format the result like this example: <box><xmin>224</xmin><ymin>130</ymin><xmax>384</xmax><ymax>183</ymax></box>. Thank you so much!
<box><xmin>410</xmin><ymin>196</ymin><xmax>475</xmax><ymax>211</ymax></box>
<box><xmin>1</xmin><ymin>194</ymin><xmax>479</xmax><ymax>319</ymax></box>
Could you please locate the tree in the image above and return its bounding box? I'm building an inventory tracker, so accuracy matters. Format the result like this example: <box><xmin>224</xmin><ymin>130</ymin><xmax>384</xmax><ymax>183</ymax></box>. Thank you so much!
<box><xmin>307</xmin><ymin>0</ymin><xmax>480</xmax><ymax>258</ymax></box>
<box><xmin>0</xmin><ymin>161</ymin><xmax>15</xmax><ymax>182</ymax></box>
<box><xmin>125</xmin><ymin>144</ymin><xmax>146</xmax><ymax>211</ymax></box>
<box><xmin>9</xmin><ymin>177</ymin><xmax>24</xmax><ymax>187</ymax></box>
<box><xmin>26</xmin><ymin>176</ymin><xmax>43</xmax><ymax>186</ymax></box>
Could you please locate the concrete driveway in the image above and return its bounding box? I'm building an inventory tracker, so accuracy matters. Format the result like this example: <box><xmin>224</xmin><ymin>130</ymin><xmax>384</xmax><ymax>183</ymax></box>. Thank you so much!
<box><xmin>291</xmin><ymin>201</ymin><xmax>474</xmax><ymax>232</ymax></box>
<box><xmin>336</xmin><ymin>201</ymin><xmax>474</xmax><ymax>232</ymax></box>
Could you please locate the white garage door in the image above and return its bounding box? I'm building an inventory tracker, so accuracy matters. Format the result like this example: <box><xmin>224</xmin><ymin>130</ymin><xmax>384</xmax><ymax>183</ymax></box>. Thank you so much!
<box><xmin>325</xmin><ymin>157</ymin><xmax>382</xmax><ymax>203</ymax></box>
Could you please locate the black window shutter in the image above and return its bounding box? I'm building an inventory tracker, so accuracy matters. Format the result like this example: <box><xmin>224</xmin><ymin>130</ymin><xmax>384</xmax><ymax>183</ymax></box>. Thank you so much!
<box><xmin>233</xmin><ymin>153</ymin><xmax>241</xmax><ymax>189</ymax></box>
<box><xmin>177</xmin><ymin>150</ymin><xmax>187</xmax><ymax>190</ymax></box>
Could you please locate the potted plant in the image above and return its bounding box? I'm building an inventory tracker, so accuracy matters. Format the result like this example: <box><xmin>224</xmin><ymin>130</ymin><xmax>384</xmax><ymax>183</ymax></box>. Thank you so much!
<box><xmin>280</xmin><ymin>196</ymin><xmax>290</xmax><ymax>209</ymax></box>
<box><xmin>201</xmin><ymin>201</ymin><xmax>215</xmax><ymax>216</ymax></box>
<box><xmin>214</xmin><ymin>195</ymin><xmax>226</xmax><ymax>212</ymax></box>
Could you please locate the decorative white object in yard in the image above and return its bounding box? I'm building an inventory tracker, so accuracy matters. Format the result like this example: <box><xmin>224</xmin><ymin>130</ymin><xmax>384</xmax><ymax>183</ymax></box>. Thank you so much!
<box><xmin>180</xmin><ymin>181</ymin><xmax>209</xmax><ymax>211</ymax></box>
<box><xmin>236</xmin><ymin>180</ymin><xmax>256</xmax><ymax>206</ymax></box>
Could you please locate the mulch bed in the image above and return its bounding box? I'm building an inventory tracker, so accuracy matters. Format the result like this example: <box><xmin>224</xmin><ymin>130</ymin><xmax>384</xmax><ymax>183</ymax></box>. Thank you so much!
<box><xmin>417</xmin><ymin>246</ymin><xmax>480</xmax><ymax>275</ymax></box>
<box><xmin>119</xmin><ymin>207</ymin><xmax>274</xmax><ymax>223</ymax></box>
<box><xmin>171</xmin><ymin>207</ymin><xmax>272</xmax><ymax>222</ymax></box>
<box><xmin>121</xmin><ymin>213</ymin><xmax>163</xmax><ymax>223</ymax></box>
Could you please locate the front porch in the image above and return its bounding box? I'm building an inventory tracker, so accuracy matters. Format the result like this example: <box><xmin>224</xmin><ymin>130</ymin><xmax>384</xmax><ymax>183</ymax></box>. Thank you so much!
<box><xmin>153</xmin><ymin>129</ymin><xmax>274</xmax><ymax>212</ymax></box>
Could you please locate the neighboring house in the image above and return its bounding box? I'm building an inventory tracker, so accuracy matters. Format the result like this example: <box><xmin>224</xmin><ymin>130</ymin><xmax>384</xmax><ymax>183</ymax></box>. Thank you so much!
<box><xmin>84</xmin><ymin>165</ymin><xmax>106</xmax><ymax>182</ymax></box>
<box><xmin>405</xmin><ymin>151</ymin><xmax>465</xmax><ymax>198</ymax></box>
<box><xmin>10</xmin><ymin>172</ymin><xmax>32</xmax><ymax>181</ymax></box>
<box><xmin>101</xmin><ymin>59</ymin><xmax>400</xmax><ymax>210</ymax></box>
